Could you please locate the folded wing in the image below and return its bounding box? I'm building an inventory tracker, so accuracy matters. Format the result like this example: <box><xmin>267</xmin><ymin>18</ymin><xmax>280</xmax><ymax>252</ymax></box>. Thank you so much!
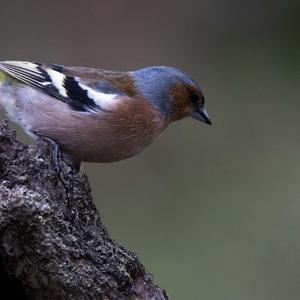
<box><xmin>0</xmin><ymin>61</ymin><xmax>120</xmax><ymax>112</ymax></box>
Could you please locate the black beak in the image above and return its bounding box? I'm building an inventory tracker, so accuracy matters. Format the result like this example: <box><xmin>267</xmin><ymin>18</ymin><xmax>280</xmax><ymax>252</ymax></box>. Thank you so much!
<box><xmin>192</xmin><ymin>107</ymin><xmax>212</xmax><ymax>125</ymax></box>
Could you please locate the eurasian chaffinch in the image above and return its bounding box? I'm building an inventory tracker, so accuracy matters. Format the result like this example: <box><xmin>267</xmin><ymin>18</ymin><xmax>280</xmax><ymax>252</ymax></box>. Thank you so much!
<box><xmin>0</xmin><ymin>61</ymin><xmax>211</xmax><ymax>169</ymax></box>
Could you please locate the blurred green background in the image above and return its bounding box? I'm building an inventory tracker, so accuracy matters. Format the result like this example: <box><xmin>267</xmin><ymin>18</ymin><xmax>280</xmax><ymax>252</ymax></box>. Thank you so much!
<box><xmin>0</xmin><ymin>1</ymin><xmax>300</xmax><ymax>299</ymax></box>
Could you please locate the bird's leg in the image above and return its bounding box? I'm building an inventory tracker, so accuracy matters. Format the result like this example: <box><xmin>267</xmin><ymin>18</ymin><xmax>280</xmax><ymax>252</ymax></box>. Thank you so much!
<box><xmin>35</xmin><ymin>134</ymin><xmax>77</xmax><ymax>213</ymax></box>
<box><xmin>34</xmin><ymin>134</ymin><xmax>81</xmax><ymax>176</ymax></box>
<box><xmin>37</xmin><ymin>135</ymin><xmax>66</xmax><ymax>176</ymax></box>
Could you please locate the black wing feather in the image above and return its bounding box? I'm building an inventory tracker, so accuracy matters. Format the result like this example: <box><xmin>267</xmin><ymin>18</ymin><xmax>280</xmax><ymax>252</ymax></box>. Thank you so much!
<box><xmin>0</xmin><ymin>61</ymin><xmax>101</xmax><ymax>112</ymax></box>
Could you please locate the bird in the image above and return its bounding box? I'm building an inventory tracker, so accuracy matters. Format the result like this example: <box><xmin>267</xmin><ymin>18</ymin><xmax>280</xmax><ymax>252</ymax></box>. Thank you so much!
<box><xmin>0</xmin><ymin>61</ymin><xmax>211</xmax><ymax>171</ymax></box>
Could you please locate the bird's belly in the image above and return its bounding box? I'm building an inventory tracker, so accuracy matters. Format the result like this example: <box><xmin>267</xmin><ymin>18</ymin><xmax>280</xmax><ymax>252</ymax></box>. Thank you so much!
<box><xmin>31</xmin><ymin>108</ymin><xmax>164</xmax><ymax>163</ymax></box>
<box><xmin>60</xmin><ymin>131</ymin><xmax>157</xmax><ymax>163</ymax></box>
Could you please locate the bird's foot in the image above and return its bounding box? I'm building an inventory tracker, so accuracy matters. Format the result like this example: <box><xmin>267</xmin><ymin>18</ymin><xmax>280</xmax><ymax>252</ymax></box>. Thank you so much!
<box><xmin>34</xmin><ymin>134</ymin><xmax>80</xmax><ymax>196</ymax></box>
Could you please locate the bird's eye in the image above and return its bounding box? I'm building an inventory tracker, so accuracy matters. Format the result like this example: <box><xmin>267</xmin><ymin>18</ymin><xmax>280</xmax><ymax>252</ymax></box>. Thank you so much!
<box><xmin>190</xmin><ymin>94</ymin><xmax>199</xmax><ymax>105</ymax></box>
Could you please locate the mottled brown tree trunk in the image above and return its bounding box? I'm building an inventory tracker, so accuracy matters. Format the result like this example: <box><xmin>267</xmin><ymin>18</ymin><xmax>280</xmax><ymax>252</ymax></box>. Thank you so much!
<box><xmin>0</xmin><ymin>120</ymin><xmax>168</xmax><ymax>300</ymax></box>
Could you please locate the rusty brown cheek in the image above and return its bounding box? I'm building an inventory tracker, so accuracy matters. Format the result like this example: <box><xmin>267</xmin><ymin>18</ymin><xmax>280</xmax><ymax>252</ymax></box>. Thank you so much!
<box><xmin>169</xmin><ymin>84</ymin><xmax>191</xmax><ymax>122</ymax></box>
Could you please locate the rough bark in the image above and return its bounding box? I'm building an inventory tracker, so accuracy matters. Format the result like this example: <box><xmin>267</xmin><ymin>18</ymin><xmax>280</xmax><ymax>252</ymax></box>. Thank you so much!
<box><xmin>0</xmin><ymin>120</ymin><xmax>168</xmax><ymax>300</ymax></box>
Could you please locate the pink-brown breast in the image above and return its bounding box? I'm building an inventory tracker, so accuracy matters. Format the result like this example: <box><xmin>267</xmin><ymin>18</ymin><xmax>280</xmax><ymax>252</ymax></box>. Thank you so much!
<box><xmin>29</xmin><ymin>94</ymin><xmax>167</xmax><ymax>163</ymax></box>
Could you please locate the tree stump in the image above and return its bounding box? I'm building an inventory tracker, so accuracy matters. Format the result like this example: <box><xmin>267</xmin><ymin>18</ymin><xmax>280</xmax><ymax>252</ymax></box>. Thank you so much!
<box><xmin>0</xmin><ymin>120</ymin><xmax>168</xmax><ymax>300</ymax></box>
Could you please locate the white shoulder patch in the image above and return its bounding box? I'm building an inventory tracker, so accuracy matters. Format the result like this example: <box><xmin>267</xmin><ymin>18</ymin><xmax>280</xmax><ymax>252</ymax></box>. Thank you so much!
<box><xmin>77</xmin><ymin>81</ymin><xmax>121</xmax><ymax>110</ymax></box>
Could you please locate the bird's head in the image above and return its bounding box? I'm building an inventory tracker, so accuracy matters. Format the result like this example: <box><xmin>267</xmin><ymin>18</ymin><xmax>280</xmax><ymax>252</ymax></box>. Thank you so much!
<box><xmin>132</xmin><ymin>66</ymin><xmax>211</xmax><ymax>125</ymax></box>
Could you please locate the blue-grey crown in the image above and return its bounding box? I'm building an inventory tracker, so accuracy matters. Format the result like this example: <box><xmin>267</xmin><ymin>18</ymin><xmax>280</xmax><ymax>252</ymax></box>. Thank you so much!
<box><xmin>132</xmin><ymin>66</ymin><xmax>199</xmax><ymax>116</ymax></box>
